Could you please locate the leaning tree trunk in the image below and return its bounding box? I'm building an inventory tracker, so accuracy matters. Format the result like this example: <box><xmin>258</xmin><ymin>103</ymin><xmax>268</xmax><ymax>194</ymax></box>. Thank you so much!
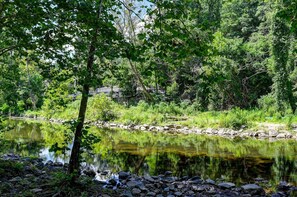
<box><xmin>127</xmin><ymin>58</ymin><xmax>153</xmax><ymax>102</ymax></box>
<box><xmin>272</xmin><ymin>8</ymin><xmax>295</xmax><ymax>114</ymax></box>
<box><xmin>68</xmin><ymin>0</ymin><xmax>102</xmax><ymax>176</ymax></box>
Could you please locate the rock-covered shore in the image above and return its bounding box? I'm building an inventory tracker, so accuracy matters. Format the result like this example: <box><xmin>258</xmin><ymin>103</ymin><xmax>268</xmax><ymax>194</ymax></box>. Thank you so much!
<box><xmin>90</xmin><ymin>121</ymin><xmax>297</xmax><ymax>140</ymax></box>
<box><xmin>17</xmin><ymin>116</ymin><xmax>297</xmax><ymax>140</ymax></box>
<box><xmin>0</xmin><ymin>154</ymin><xmax>296</xmax><ymax>197</ymax></box>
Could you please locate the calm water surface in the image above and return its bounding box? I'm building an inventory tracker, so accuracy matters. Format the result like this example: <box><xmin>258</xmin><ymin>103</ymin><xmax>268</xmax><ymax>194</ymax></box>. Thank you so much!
<box><xmin>1</xmin><ymin>119</ymin><xmax>297</xmax><ymax>186</ymax></box>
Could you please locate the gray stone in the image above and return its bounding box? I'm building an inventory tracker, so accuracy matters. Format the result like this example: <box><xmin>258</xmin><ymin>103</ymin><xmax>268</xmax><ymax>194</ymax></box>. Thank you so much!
<box><xmin>9</xmin><ymin>176</ymin><xmax>22</xmax><ymax>182</ymax></box>
<box><xmin>192</xmin><ymin>185</ymin><xmax>205</xmax><ymax>192</ymax></box>
<box><xmin>241</xmin><ymin>184</ymin><xmax>262</xmax><ymax>191</ymax></box>
<box><xmin>31</xmin><ymin>188</ymin><xmax>43</xmax><ymax>193</ymax></box>
<box><xmin>147</xmin><ymin>192</ymin><xmax>156</xmax><ymax>196</ymax></box>
<box><xmin>119</xmin><ymin>171</ymin><xmax>130</xmax><ymax>180</ymax></box>
<box><xmin>164</xmin><ymin>187</ymin><xmax>170</xmax><ymax>192</ymax></box>
<box><xmin>162</xmin><ymin>176</ymin><xmax>176</xmax><ymax>183</ymax></box>
<box><xmin>206</xmin><ymin>178</ymin><xmax>215</xmax><ymax>185</ymax></box>
<box><xmin>218</xmin><ymin>182</ymin><xmax>235</xmax><ymax>189</ymax></box>
<box><xmin>143</xmin><ymin>176</ymin><xmax>154</xmax><ymax>183</ymax></box>
<box><xmin>25</xmin><ymin>174</ymin><xmax>34</xmax><ymax>177</ymax></box>
<box><xmin>276</xmin><ymin>133</ymin><xmax>286</xmax><ymax>138</ymax></box>
<box><xmin>174</xmin><ymin>191</ymin><xmax>183</xmax><ymax>196</ymax></box>
<box><xmin>120</xmin><ymin>190</ymin><xmax>133</xmax><ymax>197</ymax></box>
<box><xmin>127</xmin><ymin>180</ymin><xmax>143</xmax><ymax>188</ymax></box>
<box><xmin>164</xmin><ymin>171</ymin><xmax>173</xmax><ymax>176</ymax></box>
<box><xmin>132</xmin><ymin>188</ymin><xmax>142</xmax><ymax>195</ymax></box>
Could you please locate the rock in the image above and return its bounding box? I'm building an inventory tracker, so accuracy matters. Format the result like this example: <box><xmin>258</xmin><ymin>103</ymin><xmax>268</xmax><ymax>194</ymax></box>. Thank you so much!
<box><xmin>269</xmin><ymin>131</ymin><xmax>278</xmax><ymax>137</ymax></box>
<box><xmin>109</xmin><ymin>179</ymin><xmax>117</xmax><ymax>186</ymax></box>
<box><xmin>119</xmin><ymin>171</ymin><xmax>130</xmax><ymax>180</ymax></box>
<box><xmin>31</xmin><ymin>188</ymin><xmax>43</xmax><ymax>193</ymax></box>
<box><xmin>163</xmin><ymin>187</ymin><xmax>170</xmax><ymax>192</ymax></box>
<box><xmin>277</xmin><ymin>181</ymin><xmax>291</xmax><ymax>191</ymax></box>
<box><xmin>276</xmin><ymin>133</ymin><xmax>286</xmax><ymax>138</ymax></box>
<box><xmin>188</xmin><ymin>176</ymin><xmax>202</xmax><ymax>184</ymax></box>
<box><xmin>132</xmin><ymin>188</ymin><xmax>142</xmax><ymax>195</ymax></box>
<box><xmin>120</xmin><ymin>190</ymin><xmax>133</xmax><ymax>197</ymax></box>
<box><xmin>174</xmin><ymin>191</ymin><xmax>183</xmax><ymax>196</ymax></box>
<box><xmin>25</xmin><ymin>174</ymin><xmax>34</xmax><ymax>177</ymax></box>
<box><xmin>206</xmin><ymin>178</ymin><xmax>215</xmax><ymax>185</ymax></box>
<box><xmin>254</xmin><ymin>177</ymin><xmax>264</xmax><ymax>182</ymax></box>
<box><xmin>45</xmin><ymin>160</ymin><xmax>53</xmax><ymax>166</ymax></box>
<box><xmin>9</xmin><ymin>176</ymin><xmax>22</xmax><ymax>182</ymax></box>
<box><xmin>144</xmin><ymin>175</ymin><xmax>155</xmax><ymax>183</ymax></box>
<box><xmin>192</xmin><ymin>185</ymin><xmax>206</xmax><ymax>192</ymax></box>
<box><xmin>241</xmin><ymin>184</ymin><xmax>262</xmax><ymax>191</ymax></box>
<box><xmin>146</xmin><ymin>192</ymin><xmax>156</xmax><ymax>196</ymax></box>
<box><xmin>100</xmin><ymin>170</ymin><xmax>109</xmax><ymax>175</ymax></box>
<box><xmin>127</xmin><ymin>180</ymin><xmax>143</xmax><ymax>188</ymax></box>
<box><xmin>241</xmin><ymin>184</ymin><xmax>264</xmax><ymax>195</ymax></box>
<box><xmin>162</xmin><ymin>176</ymin><xmax>175</xmax><ymax>183</ymax></box>
<box><xmin>218</xmin><ymin>182</ymin><xmax>235</xmax><ymax>189</ymax></box>
<box><xmin>164</xmin><ymin>171</ymin><xmax>172</xmax><ymax>176</ymax></box>
<box><xmin>83</xmin><ymin>169</ymin><xmax>96</xmax><ymax>177</ymax></box>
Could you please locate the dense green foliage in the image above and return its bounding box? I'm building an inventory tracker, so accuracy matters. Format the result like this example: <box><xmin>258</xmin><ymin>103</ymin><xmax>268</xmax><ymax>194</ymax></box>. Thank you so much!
<box><xmin>0</xmin><ymin>0</ymin><xmax>296</xmax><ymax>116</ymax></box>
<box><xmin>0</xmin><ymin>0</ymin><xmax>296</xmax><ymax>178</ymax></box>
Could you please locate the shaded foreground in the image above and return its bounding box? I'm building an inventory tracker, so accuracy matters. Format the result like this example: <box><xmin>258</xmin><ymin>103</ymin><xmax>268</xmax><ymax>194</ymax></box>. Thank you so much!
<box><xmin>1</xmin><ymin>154</ymin><xmax>297</xmax><ymax>197</ymax></box>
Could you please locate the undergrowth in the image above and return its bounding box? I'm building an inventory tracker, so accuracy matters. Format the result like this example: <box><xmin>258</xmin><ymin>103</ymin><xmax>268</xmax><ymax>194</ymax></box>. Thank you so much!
<box><xmin>24</xmin><ymin>94</ymin><xmax>297</xmax><ymax>130</ymax></box>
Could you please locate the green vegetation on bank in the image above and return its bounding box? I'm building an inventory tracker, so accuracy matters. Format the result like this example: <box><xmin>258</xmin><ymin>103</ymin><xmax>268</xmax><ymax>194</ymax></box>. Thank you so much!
<box><xmin>25</xmin><ymin>94</ymin><xmax>297</xmax><ymax>130</ymax></box>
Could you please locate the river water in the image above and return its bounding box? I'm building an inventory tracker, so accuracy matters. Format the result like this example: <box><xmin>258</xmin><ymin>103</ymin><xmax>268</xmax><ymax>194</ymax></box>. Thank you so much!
<box><xmin>1</xmin><ymin>119</ymin><xmax>297</xmax><ymax>186</ymax></box>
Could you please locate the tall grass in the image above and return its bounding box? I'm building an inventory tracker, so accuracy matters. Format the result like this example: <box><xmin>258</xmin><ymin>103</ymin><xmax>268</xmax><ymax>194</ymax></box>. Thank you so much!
<box><xmin>28</xmin><ymin>95</ymin><xmax>297</xmax><ymax>129</ymax></box>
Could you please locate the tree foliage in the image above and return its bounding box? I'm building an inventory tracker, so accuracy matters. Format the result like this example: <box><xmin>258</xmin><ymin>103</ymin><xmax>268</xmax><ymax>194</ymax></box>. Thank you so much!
<box><xmin>0</xmin><ymin>0</ymin><xmax>296</xmax><ymax>178</ymax></box>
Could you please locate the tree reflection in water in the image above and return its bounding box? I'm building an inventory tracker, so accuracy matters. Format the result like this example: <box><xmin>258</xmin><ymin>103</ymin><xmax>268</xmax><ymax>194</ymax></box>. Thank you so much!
<box><xmin>1</xmin><ymin>119</ymin><xmax>297</xmax><ymax>185</ymax></box>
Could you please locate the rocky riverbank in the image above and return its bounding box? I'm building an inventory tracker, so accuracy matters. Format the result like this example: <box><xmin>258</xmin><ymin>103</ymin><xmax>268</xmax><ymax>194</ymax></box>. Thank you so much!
<box><xmin>38</xmin><ymin>116</ymin><xmax>297</xmax><ymax>140</ymax></box>
<box><xmin>12</xmin><ymin>115</ymin><xmax>297</xmax><ymax>140</ymax></box>
<box><xmin>0</xmin><ymin>154</ymin><xmax>296</xmax><ymax>197</ymax></box>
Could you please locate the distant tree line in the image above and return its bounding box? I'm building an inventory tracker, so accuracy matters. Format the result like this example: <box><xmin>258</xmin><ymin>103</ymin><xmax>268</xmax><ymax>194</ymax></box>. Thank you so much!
<box><xmin>0</xmin><ymin>0</ymin><xmax>296</xmax><ymax>175</ymax></box>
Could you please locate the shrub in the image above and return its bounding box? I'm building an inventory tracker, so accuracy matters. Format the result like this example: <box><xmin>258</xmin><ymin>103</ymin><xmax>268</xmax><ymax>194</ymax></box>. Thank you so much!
<box><xmin>87</xmin><ymin>94</ymin><xmax>116</xmax><ymax>121</ymax></box>
<box><xmin>218</xmin><ymin>108</ymin><xmax>248</xmax><ymax>129</ymax></box>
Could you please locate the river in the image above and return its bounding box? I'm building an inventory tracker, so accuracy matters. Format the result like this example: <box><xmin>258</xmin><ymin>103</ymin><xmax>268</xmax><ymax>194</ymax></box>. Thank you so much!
<box><xmin>1</xmin><ymin>119</ymin><xmax>297</xmax><ymax>186</ymax></box>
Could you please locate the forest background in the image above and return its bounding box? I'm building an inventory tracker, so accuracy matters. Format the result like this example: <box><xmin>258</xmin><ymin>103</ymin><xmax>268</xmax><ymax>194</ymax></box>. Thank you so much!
<box><xmin>0</xmin><ymin>0</ymin><xmax>297</xmax><ymax>174</ymax></box>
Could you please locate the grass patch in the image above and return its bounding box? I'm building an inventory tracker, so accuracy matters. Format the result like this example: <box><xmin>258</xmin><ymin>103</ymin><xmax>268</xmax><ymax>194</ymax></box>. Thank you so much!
<box><xmin>31</xmin><ymin>96</ymin><xmax>297</xmax><ymax>130</ymax></box>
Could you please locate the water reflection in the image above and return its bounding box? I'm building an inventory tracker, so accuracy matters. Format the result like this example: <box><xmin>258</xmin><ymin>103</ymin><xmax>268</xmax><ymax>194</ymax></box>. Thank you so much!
<box><xmin>0</xmin><ymin>119</ymin><xmax>297</xmax><ymax>185</ymax></box>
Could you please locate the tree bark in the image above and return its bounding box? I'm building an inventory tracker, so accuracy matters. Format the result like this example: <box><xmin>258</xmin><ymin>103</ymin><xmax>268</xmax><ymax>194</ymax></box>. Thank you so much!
<box><xmin>127</xmin><ymin>58</ymin><xmax>153</xmax><ymax>102</ymax></box>
<box><xmin>68</xmin><ymin>0</ymin><xmax>102</xmax><ymax>176</ymax></box>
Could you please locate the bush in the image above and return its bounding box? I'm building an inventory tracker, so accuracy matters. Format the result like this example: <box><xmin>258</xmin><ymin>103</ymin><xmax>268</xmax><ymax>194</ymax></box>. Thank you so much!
<box><xmin>87</xmin><ymin>94</ymin><xmax>116</xmax><ymax>121</ymax></box>
<box><xmin>258</xmin><ymin>94</ymin><xmax>277</xmax><ymax>115</ymax></box>
<box><xmin>218</xmin><ymin>108</ymin><xmax>248</xmax><ymax>129</ymax></box>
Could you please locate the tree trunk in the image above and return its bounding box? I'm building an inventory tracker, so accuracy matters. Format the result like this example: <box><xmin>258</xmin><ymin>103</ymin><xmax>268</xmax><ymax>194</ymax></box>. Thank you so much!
<box><xmin>68</xmin><ymin>0</ymin><xmax>102</xmax><ymax>176</ymax></box>
<box><xmin>127</xmin><ymin>58</ymin><xmax>153</xmax><ymax>102</ymax></box>
<box><xmin>67</xmin><ymin>83</ymin><xmax>89</xmax><ymax>175</ymax></box>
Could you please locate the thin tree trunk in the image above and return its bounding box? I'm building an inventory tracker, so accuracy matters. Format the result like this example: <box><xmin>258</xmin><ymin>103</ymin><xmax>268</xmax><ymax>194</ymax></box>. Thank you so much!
<box><xmin>26</xmin><ymin>59</ymin><xmax>37</xmax><ymax>110</ymax></box>
<box><xmin>68</xmin><ymin>83</ymin><xmax>90</xmax><ymax>175</ymax></box>
<box><xmin>68</xmin><ymin>0</ymin><xmax>103</xmax><ymax>176</ymax></box>
<box><xmin>127</xmin><ymin>58</ymin><xmax>153</xmax><ymax>102</ymax></box>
